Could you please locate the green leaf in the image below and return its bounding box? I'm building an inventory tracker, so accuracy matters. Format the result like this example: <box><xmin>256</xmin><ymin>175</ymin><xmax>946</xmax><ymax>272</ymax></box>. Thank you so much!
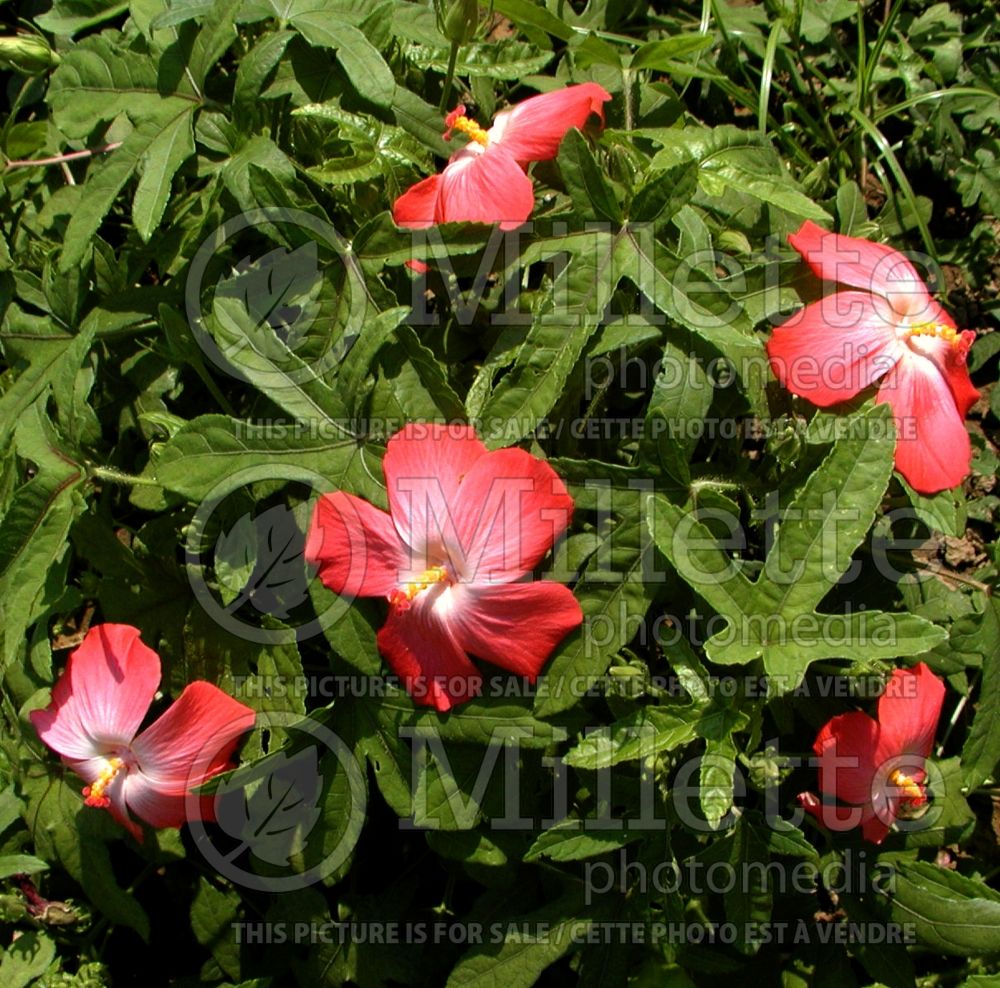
<box><xmin>477</xmin><ymin>222</ymin><xmax>756</xmax><ymax>446</ymax></box>
<box><xmin>354</xmin><ymin>212</ymin><xmax>494</xmax><ymax>270</ymax></box>
<box><xmin>889</xmin><ymin>860</ymin><xmax>1000</xmax><ymax>955</ymax></box>
<box><xmin>403</xmin><ymin>42</ymin><xmax>552</xmax><ymax>79</ymax></box>
<box><xmin>150</xmin><ymin>0</ymin><xmax>216</xmax><ymax>30</ymax></box>
<box><xmin>0</xmin><ymin>854</ymin><xmax>49</xmax><ymax>879</ymax></box>
<box><xmin>558</xmin><ymin>128</ymin><xmax>622</xmax><ymax>224</ymax></box>
<box><xmin>34</xmin><ymin>0</ymin><xmax>131</xmax><ymax>36</ymax></box>
<box><xmin>0</xmin><ymin>932</ymin><xmax>56</xmax><ymax>988</ymax></box>
<box><xmin>310</xmin><ymin>594</ymin><xmax>383</xmax><ymax>676</ymax></box>
<box><xmin>473</xmin><ymin>237</ymin><xmax>608</xmax><ymax>445</ymax></box>
<box><xmin>969</xmin><ymin>331</ymin><xmax>1000</xmax><ymax>373</ymax></box>
<box><xmin>699</xmin><ymin>735</ymin><xmax>737</xmax><ymax>830</ymax></box>
<box><xmin>291</xmin><ymin>14</ymin><xmax>397</xmax><ymax>107</ymax></box>
<box><xmin>629</xmin><ymin>161</ymin><xmax>699</xmax><ymax>223</ymax></box>
<box><xmin>696</xmin><ymin>819</ymin><xmax>772</xmax><ymax>953</ymax></box>
<box><xmin>234</xmin><ymin>30</ymin><xmax>295</xmax><ymax>123</ymax></box>
<box><xmin>187</xmin><ymin>0</ymin><xmax>243</xmax><ymax>87</ymax></box>
<box><xmin>647</xmin><ymin>406</ymin><xmax>947</xmax><ymax>691</ymax></box>
<box><xmin>412</xmin><ymin>742</ymin><xmax>499</xmax><ymax>830</ymax></box>
<box><xmin>60</xmin><ymin>111</ymin><xmax>194</xmax><ymax>270</ymax></box>
<box><xmin>524</xmin><ymin>818</ymin><xmax>641</xmax><ymax>862</ymax></box>
<box><xmin>630</xmin><ymin>36</ymin><xmax>715</xmax><ymax>70</ymax></box>
<box><xmin>0</xmin><ymin>787</ymin><xmax>24</xmax><ymax>837</ymax></box>
<box><xmin>190</xmin><ymin>878</ymin><xmax>242</xmax><ymax>981</ymax></box>
<box><xmin>572</xmin><ymin>34</ymin><xmax>622</xmax><ymax>69</ymax></box>
<box><xmin>835</xmin><ymin>181</ymin><xmax>872</xmax><ymax>237</ymax></box>
<box><xmin>490</xmin><ymin>0</ymin><xmax>574</xmax><ymax>42</ymax></box>
<box><xmin>21</xmin><ymin>766</ymin><xmax>151</xmax><ymax>939</ymax></box>
<box><xmin>0</xmin><ymin>324</ymin><xmax>96</xmax><ymax>450</ymax></box>
<box><xmin>899</xmin><ymin>476</ymin><xmax>965</xmax><ymax>537</ymax></box>
<box><xmin>142</xmin><ymin>415</ymin><xmax>383</xmax><ymax>502</ymax></box>
<box><xmin>838</xmin><ymin>882</ymin><xmax>915</xmax><ymax>988</ymax></box>
<box><xmin>960</xmin><ymin>599</ymin><xmax>1000</xmax><ymax>789</ymax></box>
<box><xmin>390</xmin><ymin>87</ymin><xmax>452</xmax><ymax>155</ymax></box>
<box><xmin>132</xmin><ymin>108</ymin><xmax>195</xmax><ymax>240</ymax></box>
<box><xmin>372</xmin><ymin>324</ymin><xmax>467</xmax><ymax>422</ymax></box>
<box><xmin>639</xmin><ymin>329</ymin><xmax>715</xmax><ymax>486</ymax></box>
<box><xmin>445</xmin><ymin>895</ymin><xmax>585</xmax><ymax>988</ymax></box>
<box><xmin>0</xmin><ymin>403</ymin><xmax>86</xmax><ymax>675</ymax></box>
<box><xmin>336</xmin><ymin>696</ymin><xmax>412</xmax><ymax>818</ymax></box>
<box><xmin>563</xmin><ymin>706</ymin><xmax>700</xmax><ymax>769</ymax></box>
<box><xmin>426</xmin><ymin>829</ymin><xmax>508</xmax><ymax>866</ymax></box>
<box><xmin>46</xmin><ymin>34</ymin><xmax>199</xmax><ymax>137</ymax></box>
<box><xmin>336</xmin><ymin>690</ymin><xmax>568</xmax><ymax>824</ymax></box>
<box><xmin>205</xmin><ymin>293</ymin><xmax>351</xmax><ymax>423</ymax></box>
<box><xmin>535</xmin><ymin>497</ymin><xmax>658</xmax><ymax>716</ymax></box>
<box><xmin>295</xmin><ymin>101</ymin><xmax>429</xmax><ymax>186</ymax></box>
<box><xmin>899</xmin><ymin>756</ymin><xmax>974</xmax><ymax>848</ymax></box>
<box><xmin>378</xmin><ymin>693</ymin><xmax>570</xmax><ymax>749</ymax></box>
<box><xmin>645</xmin><ymin>125</ymin><xmax>832</xmax><ymax>221</ymax></box>
<box><xmin>797</xmin><ymin>0</ymin><xmax>857</xmax><ymax>43</ymax></box>
<box><xmin>45</xmin><ymin>30</ymin><xmax>204</xmax><ymax>262</ymax></box>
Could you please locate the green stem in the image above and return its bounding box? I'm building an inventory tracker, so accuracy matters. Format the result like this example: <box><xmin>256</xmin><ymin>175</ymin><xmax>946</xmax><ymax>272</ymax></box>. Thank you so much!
<box><xmin>622</xmin><ymin>68</ymin><xmax>634</xmax><ymax>131</ymax></box>
<box><xmin>875</xmin><ymin>87</ymin><xmax>999</xmax><ymax>123</ymax></box>
<box><xmin>848</xmin><ymin>107</ymin><xmax>937</xmax><ymax>258</ymax></box>
<box><xmin>88</xmin><ymin>465</ymin><xmax>161</xmax><ymax>488</ymax></box>
<box><xmin>438</xmin><ymin>41</ymin><xmax>461</xmax><ymax>114</ymax></box>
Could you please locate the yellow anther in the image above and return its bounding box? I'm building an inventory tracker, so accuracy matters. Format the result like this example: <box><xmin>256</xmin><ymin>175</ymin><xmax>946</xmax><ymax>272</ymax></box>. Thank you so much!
<box><xmin>82</xmin><ymin>757</ymin><xmax>124</xmax><ymax>808</ymax></box>
<box><xmin>909</xmin><ymin>321</ymin><xmax>958</xmax><ymax>344</ymax></box>
<box><xmin>388</xmin><ymin>566</ymin><xmax>450</xmax><ymax>609</ymax></box>
<box><xmin>888</xmin><ymin>768</ymin><xmax>925</xmax><ymax>805</ymax></box>
<box><xmin>445</xmin><ymin>111</ymin><xmax>489</xmax><ymax>147</ymax></box>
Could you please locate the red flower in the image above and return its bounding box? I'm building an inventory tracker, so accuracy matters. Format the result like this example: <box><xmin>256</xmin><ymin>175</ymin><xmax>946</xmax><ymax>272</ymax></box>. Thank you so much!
<box><xmin>798</xmin><ymin>663</ymin><xmax>945</xmax><ymax>843</ymax></box>
<box><xmin>767</xmin><ymin>221</ymin><xmax>979</xmax><ymax>494</ymax></box>
<box><xmin>392</xmin><ymin>83</ymin><xmax>611</xmax><ymax>231</ymax></box>
<box><xmin>31</xmin><ymin>624</ymin><xmax>256</xmax><ymax>841</ymax></box>
<box><xmin>304</xmin><ymin>423</ymin><xmax>583</xmax><ymax>711</ymax></box>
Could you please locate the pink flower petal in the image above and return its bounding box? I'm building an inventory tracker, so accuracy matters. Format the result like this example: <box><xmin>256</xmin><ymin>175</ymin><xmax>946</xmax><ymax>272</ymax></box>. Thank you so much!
<box><xmin>121</xmin><ymin>766</ymin><xmax>223</xmax><ymax>833</ymax></box>
<box><xmin>876</xmin><ymin>349</ymin><xmax>973</xmax><ymax>493</ymax></box>
<box><xmin>393</xmin><ymin>174</ymin><xmax>442</xmax><ymax>230</ymax></box>
<box><xmin>437</xmin><ymin>146</ymin><xmax>536</xmax><ymax>230</ymax></box>
<box><xmin>30</xmin><ymin>624</ymin><xmax>161</xmax><ymax>761</ymax></box>
<box><xmin>766</xmin><ymin>291</ymin><xmax>904</xmax><ymax>405</ymax></box>
<box><xmin>65</xmin><ymin>755</ymin><xmax>145</xmax><ymax>840</ymax></box>
<box><xmin>64</xmin><ymin>755</ymin><xmax>112</xmax><ymax>789</ymax></box>
<box><xmin>799</xmin><ymin>790</ymin><xmax>874</xmax><ymax>836</ymax></box>
<box><xmin>129</xmin><ymin>682</ymin><xmax>255</xmax><ymax>794</ymax></box>
<box><xmin>788</xmin><ymin>221</ymin><xmax>929</xmax><ymax>305</ymax></box>
<box><xmin>488</xmin><ymin>83</ymin><xmax>612</xmax><ymax>162</ymax></box>
<box><xmin>447</xmin><ymin>581</ymin><xmax>582</xmax><ymax>679</ymax></box>
<box><xmin>814</xmin><ymin>710</ymin><xmax>880</xmax><ymax>806</ymax></box>
<box><xmin>376</xmin><ymin>592</ymin><xmax>482</xmax><ymax>711</ymax></box>
<box><xmin>906</xmin><ymin>330</ymin><xmax>980</xmax><ymax>419</ymax></box>
<box><xmin>798</xmin><ymin>790</ymin><xmax>822</xmax><ymax>821</ymax></box>
<box><xmin>945</xmin><ymin>331</ymin><xmax>981</xmax><ymax>418</ymax></box>
<box><xmin>305</xmin><ymin>491</ymin><xmax>409</xmax><ymax>598</ymax></box>
<box><xmin>105</xmin><ymin>772</ymin><xmax>145</xmax><ymax>841</ymax></box>
<box><xmin>382</xmin><ymin>423</ymin><xmax>488</xmax><ymax>564</ymax></box>
<box><xmin>121</xmin><ymin>771</ymin><xmax>190</xmax><ymax>830</ymax></box>
<box><xmin>875</xmin><ymin>663</ymin><xmax>945</xmax><ymax>764</ymax></box>
<box><xmin>447</xmin><ymin>448</ymin><xmax>574</xmax><ymax>582</ymax></box>
<box><xmin>859</xmin><ymin>807</ymin><xmax>893</xmax><ymax>844</ymax></box>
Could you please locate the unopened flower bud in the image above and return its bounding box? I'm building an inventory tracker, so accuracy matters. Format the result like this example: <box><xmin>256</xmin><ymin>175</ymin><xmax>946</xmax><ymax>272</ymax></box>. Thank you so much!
<box><xmin>442</xmin><ymin>0</ymin><xmax>478</xmax><ymax>44</ymax></box>
<box><xmin>0</xmin><ymin>36</ymin><xmax>60</xmax><ymax>75</ymax></box>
